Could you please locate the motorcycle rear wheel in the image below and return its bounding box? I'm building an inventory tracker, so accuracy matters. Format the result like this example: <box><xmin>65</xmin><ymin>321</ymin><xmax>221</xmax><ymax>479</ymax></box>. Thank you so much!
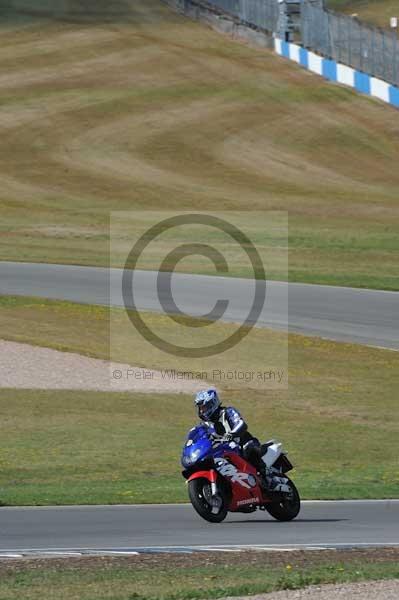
<box><xmin>188</xmin><ymin>478</ymin><xmax>228</xmax><ymax>523</ymax></box>
<box><xmin>265</xmin><ymin>478</ymin><xmax>301</xmax><ymax>521</ymax></box>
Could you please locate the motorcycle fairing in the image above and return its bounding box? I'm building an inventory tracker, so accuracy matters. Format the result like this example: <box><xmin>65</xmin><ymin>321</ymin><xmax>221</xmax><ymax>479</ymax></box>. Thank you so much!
<box><xmin>216</xmin><ymin>451</ymin><xmax>266</xmax><ymax>510</ymax></box>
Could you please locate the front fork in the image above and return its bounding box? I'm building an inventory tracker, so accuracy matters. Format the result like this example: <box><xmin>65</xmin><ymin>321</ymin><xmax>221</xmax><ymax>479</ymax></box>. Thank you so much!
<box><xmin>209</xmin><ymin>470</ymin><xmax>222</xmax><ymax>513</ymax></box>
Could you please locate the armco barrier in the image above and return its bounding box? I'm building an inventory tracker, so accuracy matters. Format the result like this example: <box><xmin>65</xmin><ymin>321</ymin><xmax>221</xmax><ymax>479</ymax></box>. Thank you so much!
<box><xmin>163</xmin><ymin>0</ymin><xmax>273</xmax><ymax>48</ymax></box>
<box><xmin>275</xmin><ymin>38</ymin><xmax>399</xmax><ymax>109</ymax></box>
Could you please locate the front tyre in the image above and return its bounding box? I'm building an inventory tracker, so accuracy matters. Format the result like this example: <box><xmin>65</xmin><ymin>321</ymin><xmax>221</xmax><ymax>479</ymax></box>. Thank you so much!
<box><xmin>265</xmin><ymin>479</ymin><xmax>301</xmax><ymax>521</ymax></box>
<box><xmin>188</xmin><ymin>478</ymin><xmax>228</xmax><ymax>523</ymax></box>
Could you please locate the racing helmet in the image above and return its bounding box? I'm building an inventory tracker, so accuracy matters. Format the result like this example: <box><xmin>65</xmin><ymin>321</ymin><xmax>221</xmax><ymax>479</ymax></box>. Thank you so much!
<box><xmin>195</xmin><ymin>388</ymin><xmax>221</xmax><ymax>421</ymax></box>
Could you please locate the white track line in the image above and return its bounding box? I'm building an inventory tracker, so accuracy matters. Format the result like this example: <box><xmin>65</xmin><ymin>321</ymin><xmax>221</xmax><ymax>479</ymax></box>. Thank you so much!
<box><xmin>1</xmin><ymin>542</ymin><xmax>399</xmax><ymax>555</ymax></box>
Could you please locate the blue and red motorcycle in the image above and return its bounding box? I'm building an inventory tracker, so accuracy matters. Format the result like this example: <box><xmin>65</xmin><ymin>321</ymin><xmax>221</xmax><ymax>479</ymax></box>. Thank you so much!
<box><xmin>181</xmin><ymin>425</ymin><xmax>300</xmax><ymax>523</ymax></box>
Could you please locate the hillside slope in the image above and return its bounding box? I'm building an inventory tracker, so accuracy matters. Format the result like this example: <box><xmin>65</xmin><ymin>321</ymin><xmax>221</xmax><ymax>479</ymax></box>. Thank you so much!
<box><xmin>0</xmin><ymin>0</ymin><xmax>398</xmax><ymax>288</ymax></box>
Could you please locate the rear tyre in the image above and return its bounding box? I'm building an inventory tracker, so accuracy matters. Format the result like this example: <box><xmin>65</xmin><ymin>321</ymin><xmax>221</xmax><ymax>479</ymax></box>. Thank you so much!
<box><xmin>265</xmin><ymin>479</ymin><xmax>301</xmax><ymax>521</ymax></box>
<box><xmin>188</xmin><ymin>478</ymin><xmax>228</xmax><ymax>523</ymax></box>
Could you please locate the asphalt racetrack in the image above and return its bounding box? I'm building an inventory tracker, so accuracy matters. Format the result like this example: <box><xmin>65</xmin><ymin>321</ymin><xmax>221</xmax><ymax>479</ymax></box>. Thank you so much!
<box><xmin>0</xmin><ymin>501</ymin><xmax>398</xmax><ymax>556</ymax></box>
<box><xmin>0</xmin><ymin>262</ymin><xmax>398</xmax><ymax>349</ymax></box>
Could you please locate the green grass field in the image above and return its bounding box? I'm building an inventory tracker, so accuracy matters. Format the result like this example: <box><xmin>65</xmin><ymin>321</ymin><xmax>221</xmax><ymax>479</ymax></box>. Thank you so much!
<box><xmin>0</xmin><ymin>296</ymin><xmax>398</xmax><ymax>505</ymax></box>
<box><xmin>110</xmin><ymin>210</ymin><xmax>289</xmax><ymax>282</ymax></box>
<box><xmin>0</xmin><ymin>551</ymin><xmax>398</xmax><ymax>600</ymax></box>
<box><xmin>328</xmin><ymin>0</ymin><xmax>399</xmax><ymax>29</ymax></box>
<box><xmin>0</xmin><ymin>1</ymin><xmax>399</xmax><ymax>289</ymax></box>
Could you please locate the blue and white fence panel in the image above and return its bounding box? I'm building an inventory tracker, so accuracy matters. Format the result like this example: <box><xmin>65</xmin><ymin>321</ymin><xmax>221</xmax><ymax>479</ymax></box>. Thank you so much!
<box><xmin>274</xmin><ymin>39</ymin><xmax>399</xmax><ymax>109</ymax></box>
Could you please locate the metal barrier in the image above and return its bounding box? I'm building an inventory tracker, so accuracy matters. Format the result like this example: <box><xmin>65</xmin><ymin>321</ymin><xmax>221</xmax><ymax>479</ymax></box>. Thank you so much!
<box><xmin>204</xmin><ymin>0</ymin><xmax>279</xmax><ymax>34</ymax></box>
<box><xmin>203</xmin><ymin>0</ymin><xmax>399</xmax><ymax>86</ymax></box>
<box><xmin>301</xmin><ymin>2</ymin><xmax>399</xmax><ymax>86</ymax></box>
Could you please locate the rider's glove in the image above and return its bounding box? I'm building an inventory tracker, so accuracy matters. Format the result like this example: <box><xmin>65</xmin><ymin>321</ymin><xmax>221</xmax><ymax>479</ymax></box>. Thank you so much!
<box><xmin>222</xmin><ymin>433</ymin><xmax>234</xmax><ymax>443</ymax></box>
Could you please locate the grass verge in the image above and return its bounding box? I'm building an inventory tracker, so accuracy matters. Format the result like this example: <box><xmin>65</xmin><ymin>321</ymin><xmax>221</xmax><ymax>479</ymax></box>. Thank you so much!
<box><xmin>0</xmin><ymin>549</ymin><xmax>398</xmax><ymax>599</ymax></box>
<box><xmin>0</xmin><ymin>296</ymin><xmax>398</xmax><ymax>504</ymax></box>
<box><xmin>1</xmin><ymin>387</ymin><xmax>398</xmax><ymax>505</ymax></box>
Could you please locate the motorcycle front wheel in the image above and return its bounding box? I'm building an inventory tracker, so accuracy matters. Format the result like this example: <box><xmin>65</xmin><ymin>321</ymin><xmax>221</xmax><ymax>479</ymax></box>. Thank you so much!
<box><xmin>265</xmin><ymin>478</ymin><xmax>301</xmax><ymax>521</ymax></box>
<box><xmin>188</xmin><ymin>478</ymin><xmax>228</xmax><ymax>523</ymax></box>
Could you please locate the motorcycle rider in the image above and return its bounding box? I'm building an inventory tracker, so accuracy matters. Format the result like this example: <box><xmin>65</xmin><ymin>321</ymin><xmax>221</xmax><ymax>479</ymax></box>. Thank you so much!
<box><xmin>194</xmin><ymin>388</ymin><xmax>273</xmax><ymax>492</ymax></box>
